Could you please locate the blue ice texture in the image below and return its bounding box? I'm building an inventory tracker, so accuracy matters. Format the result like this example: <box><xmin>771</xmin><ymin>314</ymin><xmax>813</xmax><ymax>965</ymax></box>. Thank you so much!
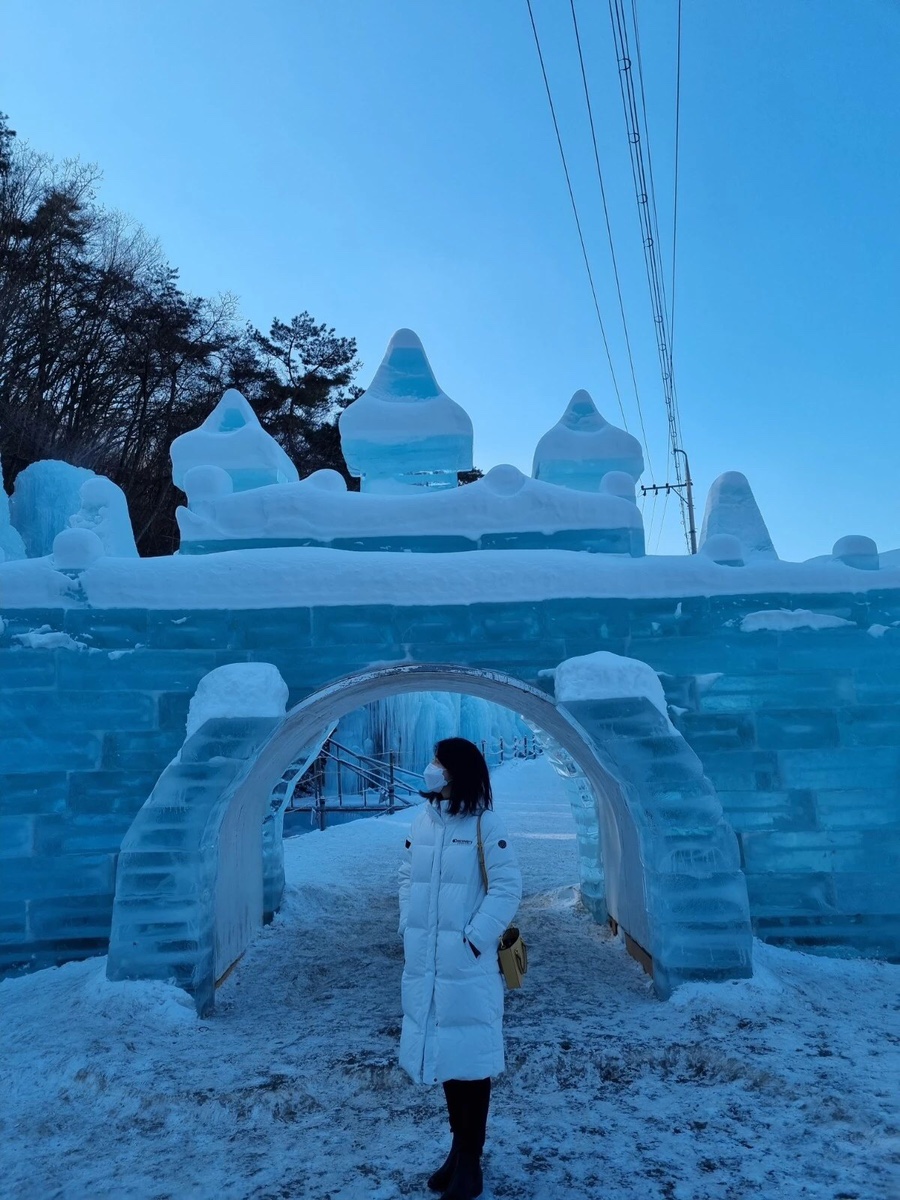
<box><xmin>10</xmin><ymin>460</ymin><xmax>94</xmax><ymax>558</ymax></box>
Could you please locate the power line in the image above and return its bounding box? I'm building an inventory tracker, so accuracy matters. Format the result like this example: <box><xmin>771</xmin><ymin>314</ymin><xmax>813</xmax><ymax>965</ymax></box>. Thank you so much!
<box><xmin>608</xmin><ymin>0</ymin><xmax>692</xmax><ymax>549</ymax></box>
<box><xmin>525</xmin><ymin>0</ymin><xmax>629</xmax><ymax>428</ymax></box>
<box><xmin>568</xmin><ymin>0</ymin><xmax>654</xmax><ymax>480</ymax></box>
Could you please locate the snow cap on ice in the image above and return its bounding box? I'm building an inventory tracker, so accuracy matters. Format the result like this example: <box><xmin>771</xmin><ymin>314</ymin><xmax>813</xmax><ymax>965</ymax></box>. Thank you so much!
<box><xmin>171</xmin><ymin>389</ymin><xmax>299</xmax><ymax>494</ymax></box>
<box><xmin>532</xmin><ymin>391</ymin><xmax>644</xmax><ymax>491</ymax></box>
<box><xmin>338</xmin><ymin>329</ymin><xmax>473</xmax><ymax>492</ymax></box>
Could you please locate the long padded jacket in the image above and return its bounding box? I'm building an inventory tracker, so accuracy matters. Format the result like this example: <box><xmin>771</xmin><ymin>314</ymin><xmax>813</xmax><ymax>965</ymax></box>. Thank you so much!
<box><xmin>398</xmin><ymin>799</ymin><xmax>522</xmax><ymax>1085</ymax></box>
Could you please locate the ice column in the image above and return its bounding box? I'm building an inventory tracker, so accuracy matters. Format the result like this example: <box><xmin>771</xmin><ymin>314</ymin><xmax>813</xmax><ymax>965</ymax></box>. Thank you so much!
<box><xmin>171</xmin><ymin>389</ymin><xmax>299</xmax><ymax>495</ymax></box>
<box><xmin>9</xmin><ymin>460</ymin><xmax>95</xmax><ymax>558</ymax></box>
<box><xmin>532</xmin><ymin>390</ymin><xmax>644</xmax><ymax>491</ymax></box>
<box><xmin>699</xmin><ymin>471</ymin><xmax>777</xmax><ymax>560</ymax></box>
<box><xmin>339</xmin><ymin>329</ymin><xmax>473</xmax><ymax>493</ymax></box>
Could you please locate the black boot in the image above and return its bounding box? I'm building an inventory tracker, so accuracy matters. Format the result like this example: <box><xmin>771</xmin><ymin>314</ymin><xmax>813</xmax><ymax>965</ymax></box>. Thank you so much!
<box><xmin>427</xmin><ymin>1136</ymin><xmax>459</xmax><ymax>1193</ymax></box>
<box><xmin>438</xmin><ymin>1150</ymin><xmax>483</xmax><ymax>1200</ymax></box>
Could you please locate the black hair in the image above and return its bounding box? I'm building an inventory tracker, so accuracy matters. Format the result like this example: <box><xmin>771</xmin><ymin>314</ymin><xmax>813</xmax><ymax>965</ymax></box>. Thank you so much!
<box><xmin>433</xmin><ymin>737</ymin><xmax>493</xmax><ymax>817</ymax></box>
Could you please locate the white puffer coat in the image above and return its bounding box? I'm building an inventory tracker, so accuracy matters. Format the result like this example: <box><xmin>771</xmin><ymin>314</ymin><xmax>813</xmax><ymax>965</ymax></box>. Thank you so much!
<box><xmin>398</xmin><ymin>799</ymin><xmax>522</xmax><ymax>1085</ymax></box>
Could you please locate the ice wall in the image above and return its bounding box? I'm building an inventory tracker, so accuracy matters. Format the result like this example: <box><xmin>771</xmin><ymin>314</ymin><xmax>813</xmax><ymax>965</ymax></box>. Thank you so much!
<box><xmin>10</xmin><ymin>460</ymin><xmax>94</xmax><ymax>558</ymax></box>
<box><xmin>69</xmin><ymin>477</ymin><xmax>138</xmax><ymax>558</ymax></box>
<box><xmin>532</xmin><ymin>390</ymin><xmax>644</xmax><ymax>490</ymax></box>
<box><xmin>700</xmin><ymin>472</ymin><xmax>777</xmax><ymax>560</ymax></box>
<box><xmin>171</xmin><ymin>390</ymin><xmax>299</xmax><ymax>494</ymax></box>
<box><xmin>176</xmin><ymin>462</ymin><xmax>645</xmax><ymax>556</ymax></box>
<box><xmin>339</xmin><ymin>329</ymin><xmax>473</xmax><ymax>493</ymax></box>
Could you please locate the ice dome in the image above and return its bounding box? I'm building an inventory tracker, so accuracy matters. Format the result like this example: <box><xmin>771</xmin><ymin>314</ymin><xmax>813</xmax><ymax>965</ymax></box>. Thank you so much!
<box><xmin>532</xmin><ymin>391</ymin><xmax>644</xmax><ymax>491</ymax></box>
<box><xmin>339</xmin><ymin>329</ymin><xmax>473</xmax><ymax>493</ymax></box>
<box><xmin>171</xmin><ymin>390</ymin><xmax>299</xmax><ymax>494</ymax></box>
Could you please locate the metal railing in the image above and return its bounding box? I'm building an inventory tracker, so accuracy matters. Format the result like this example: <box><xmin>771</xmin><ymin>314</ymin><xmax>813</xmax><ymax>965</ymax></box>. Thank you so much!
<box><xmin>281</xmin><ymin>733</ymin><xmax>543</xmax><ymax>832</ymax></box>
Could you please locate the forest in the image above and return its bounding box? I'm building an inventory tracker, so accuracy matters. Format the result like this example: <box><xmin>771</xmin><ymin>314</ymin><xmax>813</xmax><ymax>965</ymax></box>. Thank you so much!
<box><xmin>0</xmin><ymin>113</ymin><xmax>362</xmax><ymax>556</ymax></box>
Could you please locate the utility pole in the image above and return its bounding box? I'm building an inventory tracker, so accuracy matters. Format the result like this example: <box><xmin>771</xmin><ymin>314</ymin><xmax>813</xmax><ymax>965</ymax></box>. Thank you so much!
<box><xmin>640</xmin><ymin>448</ymin><xmax>698</xmax><ymax>554</ymax></box>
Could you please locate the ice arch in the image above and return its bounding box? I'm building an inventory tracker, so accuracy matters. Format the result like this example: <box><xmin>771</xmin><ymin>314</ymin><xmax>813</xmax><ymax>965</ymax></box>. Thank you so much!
<box><xmin>108</xmin><ymin>662</ymin><xmax>752</xmax><ymax>1012</ymax></box>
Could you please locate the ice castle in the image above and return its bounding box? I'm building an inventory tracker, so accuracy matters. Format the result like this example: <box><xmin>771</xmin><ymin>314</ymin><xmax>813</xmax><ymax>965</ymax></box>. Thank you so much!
<box><xmin>1</xmin><ymin>328</ymin><xmax>898</xmax><ymax>1014</ymax></box>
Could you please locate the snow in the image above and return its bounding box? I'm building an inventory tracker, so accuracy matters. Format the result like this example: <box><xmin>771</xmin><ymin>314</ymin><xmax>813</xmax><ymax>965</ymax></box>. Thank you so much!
<box><xmin>338</xmin><ymin>329</ymin><xmax>473</xmax><ymax>488</ymax></box>
<box><xmin>9</xmin><ymin>459</ymin><xmax>94</xmax><ymax>558</ymax></box>
<box><xmin>740</xmin><ymin>609</ymin><xmax>856</xmax><ymax>633</ymax></box>
<box><xmin>3</xmin><ymin>545</ymin><xmax>899</xmax><ymax>611</ymax></box>
<box><xmin>554</xmin><ymin>649</ymin><xmax>671</xmax><ymax>721</ymax></box>
<box><xmin>185</xmin><ymin>663</ymin><xmax>289</xmax><ymax>738</ymax></box>
<box><xmin>532</xmin><ymin>390</ymin><xmax>644</xmax><ymax>489</ymax></box>
<box><xmin>52</xmin><ymin>528</ymin><xmax>105</xmax><ymax>571</ymax></box>
<box><xmin>69</xmin><ymin>476</ymin><xmax>138</xmax><ymax>557</ymax></box>
<box><xmin>12</xmin><ymin>625</ymin><xmax>87</xmax><ymax>650</ymax></box>
<box><xmin>699</xmin><ymin>472</ymin><xmax>777</xmax><ymax>560</ymax></box>
<box><xmin>170</xmin><ymin>390</ymin><xmax>299</xmax><ymax>493</ymax></box>
<box><xmin>176</xmin><ymin>462</ymin><xmax>643</xmax><ymax>546</ymax></box>
<box><xmin>1</xmin><ymin>757</ymin><xmax>895</xmax><ymax>1199</ymax></box>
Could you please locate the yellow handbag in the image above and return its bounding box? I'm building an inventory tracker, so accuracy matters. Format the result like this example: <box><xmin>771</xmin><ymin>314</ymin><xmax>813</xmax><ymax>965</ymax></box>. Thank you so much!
<box><xmin>476</xmin><ymin>814</ymin><xmax>528</xmax><ymax>989</ymax></box>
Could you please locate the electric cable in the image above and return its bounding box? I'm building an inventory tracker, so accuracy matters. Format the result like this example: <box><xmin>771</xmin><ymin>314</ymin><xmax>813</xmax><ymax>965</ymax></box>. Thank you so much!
<box><xmin>568</xmin><ymin>0</ymin><xmax>654</xmax><ymax>479</ymax></box>
<box><xmin>525</xmin><ymin>0</ymin><xmax>629</xmax><ymax>427</ymax></box>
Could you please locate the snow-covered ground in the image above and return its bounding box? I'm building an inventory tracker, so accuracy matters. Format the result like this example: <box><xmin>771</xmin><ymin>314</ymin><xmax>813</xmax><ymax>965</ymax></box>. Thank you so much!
<box><xmin>1</xmin><ymin>758</ymin><xmax>897</xmax><ymax>1200</ymax></box>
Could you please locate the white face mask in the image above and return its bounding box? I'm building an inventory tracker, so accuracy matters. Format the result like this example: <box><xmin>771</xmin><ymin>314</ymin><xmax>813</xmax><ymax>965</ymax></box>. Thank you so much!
<box><xmin>422</xmin><ymin>763</ymin><xmax>447</xmax><ymax>793</ymax></box>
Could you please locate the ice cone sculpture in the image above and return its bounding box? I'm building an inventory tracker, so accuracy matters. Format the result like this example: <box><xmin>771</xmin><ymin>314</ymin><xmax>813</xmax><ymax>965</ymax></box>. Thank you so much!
<box><xmin>699</xmin><ymin>472</ymin><xmax>777</xmax><ymax>560</ymax></box>
<box><xmin>532</xmin><ymin>391</ymin><xmax>644</xmax><ymax>492</ymax></box>
<box><xmin>171</xmin><ymin>390</ymin><xmax>298</xmax><ymax>495</ymax></box>
<box><xmin>339</xmin><ymin>329</ymin><xmax>473</xmax><ymax>493</ymax></box>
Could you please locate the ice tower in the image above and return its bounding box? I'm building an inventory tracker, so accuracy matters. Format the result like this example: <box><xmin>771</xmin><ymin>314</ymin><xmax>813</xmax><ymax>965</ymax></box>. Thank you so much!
<box><xmin>339</xmin><ymin>329</ymin><xmax>473</xmax><ymax>493</ymax></box>
<box><xmin>171</xmin><ymin>389</ymin><xmax>299</xmax><ymax>494</ymax></box>
<box><xmin>700</xmin><ymin>471</ymin><xmax>777</xmax><ymax>560</ymax></box>
<box><xmin>532</xmin><ymin>390</ymin><xmax>644</xmax><ymax>491</ymax></box>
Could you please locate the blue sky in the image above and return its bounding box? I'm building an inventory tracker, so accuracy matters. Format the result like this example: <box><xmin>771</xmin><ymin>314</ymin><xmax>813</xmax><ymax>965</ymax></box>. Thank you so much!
<box><xmin>3</xmin><ymin>0</ymin><xmax>898</xmax><ymax>559</ymax></box>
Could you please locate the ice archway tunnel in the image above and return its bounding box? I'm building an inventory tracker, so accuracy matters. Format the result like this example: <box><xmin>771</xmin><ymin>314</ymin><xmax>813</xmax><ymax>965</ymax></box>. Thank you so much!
<box><xmin>107</xmin><ymin>660</ymin><xmax>753</xmax><ymax>1014</ymax></box>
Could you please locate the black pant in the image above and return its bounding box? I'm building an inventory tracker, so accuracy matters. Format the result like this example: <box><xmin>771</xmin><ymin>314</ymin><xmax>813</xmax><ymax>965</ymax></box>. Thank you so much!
<box><xmin>442</xmin><ymin>1078</ymin><xmax>491</xmax><ymax>1155</ymax></box>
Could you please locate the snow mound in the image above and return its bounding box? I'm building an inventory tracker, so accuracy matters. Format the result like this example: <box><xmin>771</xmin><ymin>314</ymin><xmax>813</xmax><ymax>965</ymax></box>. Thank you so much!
<box><xmin>740</xmin><ymin>609</ymin><xmax>855</xmax><ymax>632</ymax></box>
<box><xmin>186</xmin><ymin>662</ymin><xmax>289</xmax><ymax>738</ymax></box>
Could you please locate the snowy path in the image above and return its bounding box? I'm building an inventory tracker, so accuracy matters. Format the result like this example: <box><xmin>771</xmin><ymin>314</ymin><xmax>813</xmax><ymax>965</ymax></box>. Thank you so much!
<box><xmin>1</xmin><ymin>758</ymin><xmax>898</xmax><ymax>1200</ymax></box>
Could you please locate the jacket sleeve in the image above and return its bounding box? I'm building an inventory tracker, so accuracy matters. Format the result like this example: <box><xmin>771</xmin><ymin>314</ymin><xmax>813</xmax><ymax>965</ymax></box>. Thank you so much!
<box><xmin>464</xmin><ymin>811</ymin><xmax>523</xmax><ymax>954</ymax></box>
<box><xmin>398</xmin><ymin>833</ymin><xmax>413</xmax><ymax>937</ymax></box>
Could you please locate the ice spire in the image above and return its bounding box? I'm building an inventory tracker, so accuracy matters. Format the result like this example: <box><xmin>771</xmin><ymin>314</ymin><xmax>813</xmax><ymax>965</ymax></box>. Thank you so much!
<box><xmin>531</xmin><ymin>391</ymin><xmax>644</xmax><ymax>492</ymax></box>
<box><xmin>338</xmin><ymin>329</ymin><xmax>473</xmax><ymax>493</ymax></box>
<box><xmin>699</xmin><ymin>472</ymin><xmax>777</xmax><ymax>559</ymax></box>
<box><xmin>170</xmin><ymin>390</ymin><xmax>298</xmax><ymax>495</ymax></box>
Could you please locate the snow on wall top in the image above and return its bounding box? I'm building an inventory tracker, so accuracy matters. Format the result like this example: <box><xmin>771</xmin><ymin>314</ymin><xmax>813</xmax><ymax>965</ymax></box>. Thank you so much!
<box><xmin>338</xmin><ymin>329</ymin><xmax>473</xmax><ymax>475</ymax></box>
<box><xmin>700</xmin><ymin>472</ymin><xmax>777</xmax><ymax>559</ymax></box>
<box><xmin>554</xmin><ymin>649</ymin><xmax>672</xmax><ymax>722</ymax></box>
<box><xmin>176</xmin><ymin>463</ymin><xmax>642</xmax><ymax>544</ymax></box>
<box><xmin>532</xmin><ymin>391</ymin><xmax>644</xmax><ymax>487</ymax></box>
<box><xmin>170</xmin><ymin>390</ymin><xmax>299</xmax><ymax>492</ymax></box>
<box><xmin>2</xmin><ymin>546</ymin><xmax>898</xmax><ymax>610</ymax></box>
<box><xmin>185</xmin><ymin>663</ymin><xmax>288</xmax><ymax>739</ymax></box>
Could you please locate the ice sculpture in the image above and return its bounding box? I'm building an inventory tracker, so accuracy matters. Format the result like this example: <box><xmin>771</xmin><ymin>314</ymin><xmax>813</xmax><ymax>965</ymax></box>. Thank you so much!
<box><xmin>69</xmin><ymin>476</ymin><xmax>138</xmax><ymax>558</ymax></box>
<box><xmin>832</xmin><ymin>535</ymin><xmax>879</xmax><ymax>570</ymax></box>
<box><xmin>699</xmin><ymin>472</ymin><xmax>777</xmax><ymax>559</ymax></box>
<box><xmin>175</xmin><ymin>461</ymin><xmax>644</xmax><ymax>555</ymax></box>
<box><xmin>52</xmin><ymin>528</ymin><xmax>105</xmax><ymax>571</ymax></box>
<box><xmin>0</xmin><ymin>458</ymin><xmax>25</xmax><ymax>562</ymax></box>
<box><xmin>171</xmin><ymin>389</ymin><xmax>299</xmax><ymax>494</ymax></box>
<box><xmin>9</xmin><ymin>460</ymin><xmax>94</xmax><ymax>558</ymax></box>
<box><xmin>339</xmin><ymin>328</ymin><xmax>473</xmax><ymax>493</ymax></box>
<box><xmin>532</xmin><ymin>390</ymin><xmax>644</xmax><ymax>490</ymax></box>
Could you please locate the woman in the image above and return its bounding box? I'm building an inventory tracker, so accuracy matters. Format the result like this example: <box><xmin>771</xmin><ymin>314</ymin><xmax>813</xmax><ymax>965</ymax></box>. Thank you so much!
<box><xmin>398</xmin><ymin>737</ymin><xmax>523</xmax><ymax>1200</ymax></box>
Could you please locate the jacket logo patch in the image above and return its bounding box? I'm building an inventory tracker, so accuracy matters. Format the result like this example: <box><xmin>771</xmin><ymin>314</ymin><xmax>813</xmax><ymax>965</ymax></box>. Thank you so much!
<box><xmin>498</xmin><ymin>840</ymin><xmax>507</xmax><ymax>849</ymax></box>
<box><xmin>451</xmin><ymin>838</ymin><xmax>473</xmax><ymax>845</ymax></box>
